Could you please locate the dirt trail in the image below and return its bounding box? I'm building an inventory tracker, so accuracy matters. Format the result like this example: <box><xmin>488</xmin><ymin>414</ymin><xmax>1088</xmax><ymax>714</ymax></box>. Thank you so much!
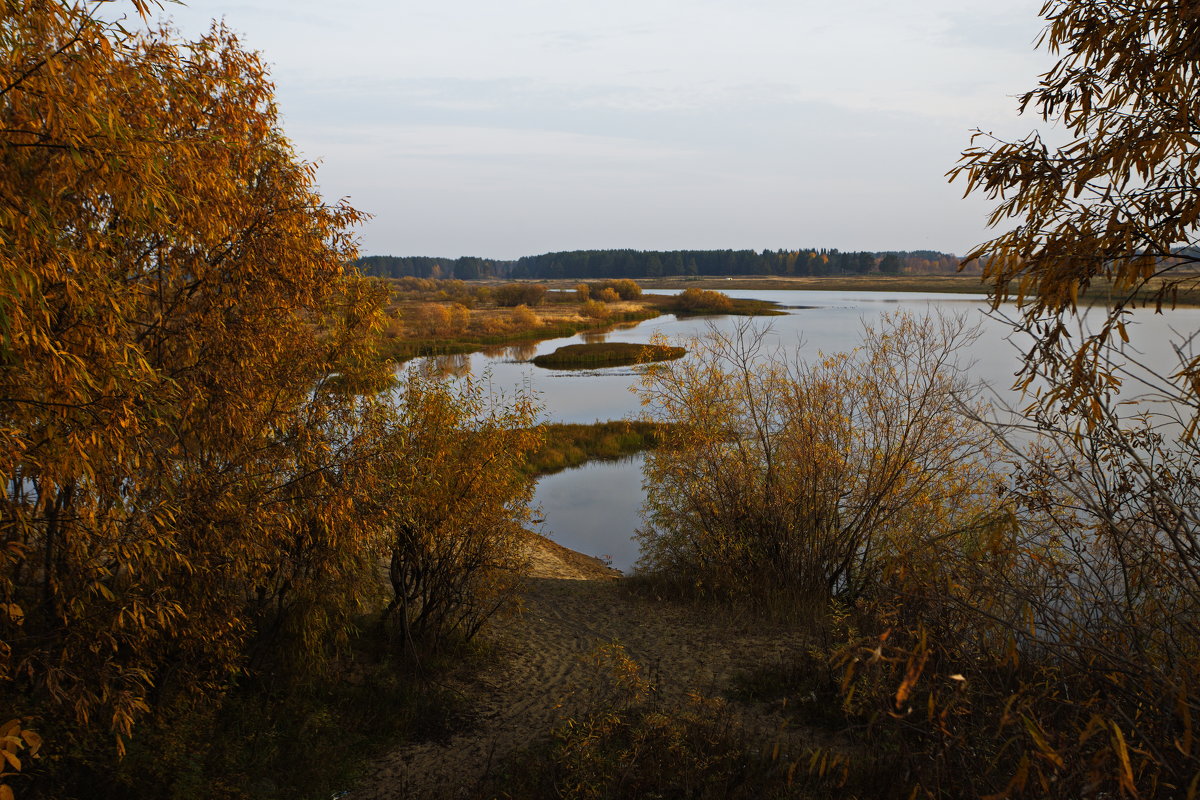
<box><xmin>349</xmin><ymin>533</ymin><xmax>811</xmax><ymax>799</ymax></box>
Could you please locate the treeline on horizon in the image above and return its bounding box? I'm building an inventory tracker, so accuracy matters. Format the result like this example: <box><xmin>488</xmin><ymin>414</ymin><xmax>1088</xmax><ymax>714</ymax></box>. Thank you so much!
<box><xmin>355</xmin><ymin>248</ymin><xmax>969</xmax><ymax>280</ymax></box>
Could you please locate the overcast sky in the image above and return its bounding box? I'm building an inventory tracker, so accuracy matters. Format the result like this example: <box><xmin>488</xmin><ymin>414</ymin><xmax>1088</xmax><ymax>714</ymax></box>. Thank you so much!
<box><xmin>152</xmin><ymin>0</ymin><xmax>1055</xmax><ymax>259</ymax></box>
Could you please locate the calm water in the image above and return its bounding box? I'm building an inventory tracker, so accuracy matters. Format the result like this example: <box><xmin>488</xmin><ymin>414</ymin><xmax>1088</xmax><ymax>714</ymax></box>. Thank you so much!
<box><xmin>413</xmin><ymin>290</ymin><xmax>1200</xmax><ymax>571</ymax></box>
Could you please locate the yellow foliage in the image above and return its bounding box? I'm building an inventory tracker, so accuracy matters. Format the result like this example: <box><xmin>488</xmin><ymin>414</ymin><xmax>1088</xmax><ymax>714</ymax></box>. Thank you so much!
<box><xmin>951</xmin><ymin>0</ymin><xmax>1200</xmax><ymax>423</ymax></box>
<box><xmin>0</xmin><ymin>720</ymin><xmax>39</xmax><ymax>799</ymax></box>
<box><xmin>637</xmin><ymin>313</ymin><xmax>1003</xmax><ymax>611</ymax></box>
<box><xmin>405</xmin><ymin>301</ymin><xmax>470</xmax><ymax>338</ymax></box>
<box><xmin>580</xmin><ymin>300</ymin><xmax>611</xmax><ymax>320</ymax></box>
<box><xmin>0</xmin><ymin>0</ymin><xmax>391</xmax><ymax>780</ymax></box>
<box><xmin>376</xmin><ymin>369</ymin><xmax>542</xmax><ymax>645</ymax></box>
<box><xmin>510</xmin><ymin>303</ymin><xmax>542</xmax><ymax>329</ymax></box>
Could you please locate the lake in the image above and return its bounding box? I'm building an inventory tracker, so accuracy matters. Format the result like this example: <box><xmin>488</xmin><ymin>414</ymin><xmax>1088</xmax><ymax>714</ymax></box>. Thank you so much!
<box><xmin>414</xmin><ymin>290</ymin><xmax>1200</xmax><ymax>572</ymax></box>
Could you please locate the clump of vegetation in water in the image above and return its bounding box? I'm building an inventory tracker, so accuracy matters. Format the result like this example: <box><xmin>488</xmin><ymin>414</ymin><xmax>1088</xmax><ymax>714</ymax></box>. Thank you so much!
<box><xmin>374</xmin><ymin>278</ymin><xmax>665</xmax><ymax>363</ymax></box>
<box><xmin>647</xmin><ymin>288</ymin><xmax>786</xmax><ymax>316</ymax></box>
<box><xmin>531</xmin><ymin>342</ymin><xmax>686</xmax><ymax>370</ymax></box>
<box><xmin>576</xmin><ymin>279</ymin><xmax>644</xmax><ymax>301</ymax></box>
<box><xmin>493</xmin><ymin>282</ymin><xmax>549</xmax><ymax>307</ymax></box>
<box><xmin>525</xmin><ymin>420</ymin><xmax>673</xmax><ymax>476</ymax></box>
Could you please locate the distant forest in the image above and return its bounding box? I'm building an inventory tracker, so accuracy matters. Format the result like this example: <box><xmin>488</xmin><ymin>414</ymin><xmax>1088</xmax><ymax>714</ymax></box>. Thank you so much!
<box><xmin>355</xmin><ymin>249</ymin><xmax>970</xmax><ymax>280</ymax></box>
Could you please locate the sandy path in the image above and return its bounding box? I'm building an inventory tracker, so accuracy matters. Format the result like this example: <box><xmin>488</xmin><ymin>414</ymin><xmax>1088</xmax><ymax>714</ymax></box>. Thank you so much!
<box><xmin>349</xmin><ymin>534</ymin><xmax>811</xmax><ymax>799</ymax></box>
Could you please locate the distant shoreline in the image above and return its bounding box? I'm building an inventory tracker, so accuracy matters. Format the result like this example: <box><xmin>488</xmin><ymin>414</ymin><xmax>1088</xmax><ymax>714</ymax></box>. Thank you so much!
<box><xmin>535</xmin><ymin>273</ymin><xmax>1200</xmax><ymax>307</ymax></box>
<box><xmin>628</xmin><ymin>274</ymin><xmax>991</xmax><ymax>294</ymax></box>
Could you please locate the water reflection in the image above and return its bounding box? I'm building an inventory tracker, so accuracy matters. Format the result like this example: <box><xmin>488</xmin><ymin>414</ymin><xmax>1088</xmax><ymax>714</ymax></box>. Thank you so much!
<box><xmin>479</xmin><ymin>342</ymin><xmax>539</xmax><ymax>362</ymax></box>
<box><xmin>417</xmin><ymin>352</ymin><xmax>472</xmax><ymax>379</ymax></box>
<box><xmin>505</xmin><ymin>342</ymin><xmax>539</xmax><ymax>362</ymax></box>
<box><xmin>532</xmin><ymin>455</ymin><xmax>646</xmax><ymax>573</ymax></box>
<box><xmin>578</xmin><ymin>330</ymin><xmax>609</xmax><ymax>344</ymax></box>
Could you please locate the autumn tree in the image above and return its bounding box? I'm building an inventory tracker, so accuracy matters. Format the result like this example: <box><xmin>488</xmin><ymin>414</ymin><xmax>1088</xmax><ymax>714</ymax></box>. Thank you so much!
<box><xmin>636</xmin><ymin>314</ymin><xmax>1003</xmax><ymax>613</ymax></box>
<box><xmin>0</xmin><ymin>0</ymin><xmax>392</xmax><ymax>790</ymax></box>
<box><xmin>376</xmin><ymin>370</ymin><xmax>541</xmax><ymax>648</ymax></box>
<box><xmin>877</xmin><ymin>253</ymin><xmax>902</xmax><ymax>275</ymax></box>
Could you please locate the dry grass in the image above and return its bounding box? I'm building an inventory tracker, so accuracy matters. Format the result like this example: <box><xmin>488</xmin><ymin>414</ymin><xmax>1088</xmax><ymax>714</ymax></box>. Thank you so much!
<box><xmin>377</xmin><ymin>293</ymin><xmax>659</xmax><ymax>363</ymax></box>
<box><xmin>530</xmin><ymin>342</ymin><xmax>686</xmax><ymax>370</ymax></box>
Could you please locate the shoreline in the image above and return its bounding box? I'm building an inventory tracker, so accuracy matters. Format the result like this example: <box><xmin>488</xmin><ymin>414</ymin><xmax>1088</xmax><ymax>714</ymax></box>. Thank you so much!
<box><xmin>519</xmin><ymin>529</ymin><xmax>623</xmax><ymax>581</ymax></box>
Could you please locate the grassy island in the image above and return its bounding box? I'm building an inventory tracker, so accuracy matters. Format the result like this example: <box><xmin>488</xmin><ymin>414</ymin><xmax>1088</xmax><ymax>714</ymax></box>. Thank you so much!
<box><xmin>530</xmin><ymin>342</ymin><xmax>686</xmax><ymax>370</ymax></box>
<box><xmin>525</xmin><ymin>420</ymin><xmax>672</xmax><ymax>476</ymax></box>
<box><xmin>373</xmin><ymin>279</ymin><xmax>792</xmax><ymax>365</ymax></box>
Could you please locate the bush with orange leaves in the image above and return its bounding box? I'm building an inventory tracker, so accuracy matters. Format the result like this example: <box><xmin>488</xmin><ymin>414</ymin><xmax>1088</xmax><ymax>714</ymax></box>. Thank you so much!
<box><xmin>1</xmin><ymin>2</ymin><xmax>386</xmax><ymax>794</ymax></box>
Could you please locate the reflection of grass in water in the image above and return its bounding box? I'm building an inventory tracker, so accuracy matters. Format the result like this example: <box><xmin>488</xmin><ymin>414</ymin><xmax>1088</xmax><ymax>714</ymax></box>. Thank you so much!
<box><xmin>531</xmin><ymin>342</ymin><xmax>686</xmax><ymax>370</ymax></box>
<box><xmin>579</xmin><ymin>329</ymin><xmax>609</xmax><ymax>344</ymax></box>
<box><xmin>526</xmin><ymin>420</ymin><xmax>673</xmax><ymax>477</ymax></box>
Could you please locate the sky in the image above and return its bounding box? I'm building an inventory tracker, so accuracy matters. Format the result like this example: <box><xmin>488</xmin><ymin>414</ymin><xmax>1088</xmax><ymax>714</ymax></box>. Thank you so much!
<box><xmin>150</xmin><ymin>0</ymin><xmax>1056</xmax><ymax>260</ymax></box>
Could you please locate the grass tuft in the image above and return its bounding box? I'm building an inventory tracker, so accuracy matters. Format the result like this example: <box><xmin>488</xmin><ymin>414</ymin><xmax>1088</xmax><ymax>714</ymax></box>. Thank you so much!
<box><xmin>530</xmin><ymin>342</ymin><xmax>686</xmax><ymax>370</ymax></box>
<box><xmin>525</xmin><ymin>421</ymin><xmax>672</xmax><ymax>477</ymax></box>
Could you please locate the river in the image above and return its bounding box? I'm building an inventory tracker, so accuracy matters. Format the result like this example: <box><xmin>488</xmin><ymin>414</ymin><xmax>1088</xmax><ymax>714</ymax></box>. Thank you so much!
<box><xmin>415</xmin><ymin>289</ymin><xmax>1200</xmax><ymax>572</ymax></box>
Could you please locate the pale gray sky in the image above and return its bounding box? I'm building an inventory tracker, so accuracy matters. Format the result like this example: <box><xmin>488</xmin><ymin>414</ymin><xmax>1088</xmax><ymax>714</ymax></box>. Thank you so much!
<box><xmin>152</xmin><ymin>1</ymin><xmax>1054</xmax><ymax>259</ymax></box>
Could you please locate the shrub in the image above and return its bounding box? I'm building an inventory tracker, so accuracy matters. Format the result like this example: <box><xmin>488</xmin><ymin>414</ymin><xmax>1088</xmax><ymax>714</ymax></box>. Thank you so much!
<box><xmin>586</xmin><ymin>279</ymin><xmax>643</xmax><ymax>301</ymax></box>
<box><xmin>493</xmin><ymin>283</ymin><xmax>547</xmax><ymax>307</ymax></box>
<box><xmin>671</xmin><ymin>287</ymin><xmax>733</xmax><ymax>313</ymax></box>
<box><xmin>637</xmin><ymin>313</ymin><xmax>1001</xmax><ymax>613</ymax></box>
<box><xmin>609</xmin><ymin>279</ymin><xmax>642</xmax><ymax>300</ymax></box>
<box><xmin>580</xmin><ymin>299</ymin><xmax>611</xmax><ymax>320</ymax></box>
<box><xmin>510</xmin><ymin>303</ymin><xmax>542</xmax><ymax>328</ymax></box>
<box><xmin>406</xmin><ymin>302</ymin><xmax>469</xmax><ymax>338</ymax></box>
<box><xmin>376</xmin><ymin>370</ymin><xmax>542</xmax><ymax>647</ymax></box>
<box><xmin>833</xmin><ymin>345</ymin><xmax>1200</xmax><ymax>798</ymax></box>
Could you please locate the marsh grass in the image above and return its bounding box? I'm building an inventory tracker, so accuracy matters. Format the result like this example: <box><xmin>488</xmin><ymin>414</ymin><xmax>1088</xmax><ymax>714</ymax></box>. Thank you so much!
<box><xmin>378</xmin><ymin>308</ymin><xmax>661</xmax><ymax>364</ymax></box>
<box><xmin>525</xmin><ymin>421</ymin><xmax>672</xmax><ymax>477</ymax></box>
<box><xmin>643</xmin><ymin>290</ymin><xmax>787</xmax><ymax>317</ymax></box>
<box><xmin>374</xmin><ymin>277</ymin><xmax>793</xmax><ymax>366</ymax></box>
<box><xmin>723</xmin><ymin>298</ymin><xmax>789</xmax><ymax>316</ymax></box>
<box><xmin>530</xmin><ymin>342</ymin><xmax>686</xmax><ymax>370</ymax></box>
